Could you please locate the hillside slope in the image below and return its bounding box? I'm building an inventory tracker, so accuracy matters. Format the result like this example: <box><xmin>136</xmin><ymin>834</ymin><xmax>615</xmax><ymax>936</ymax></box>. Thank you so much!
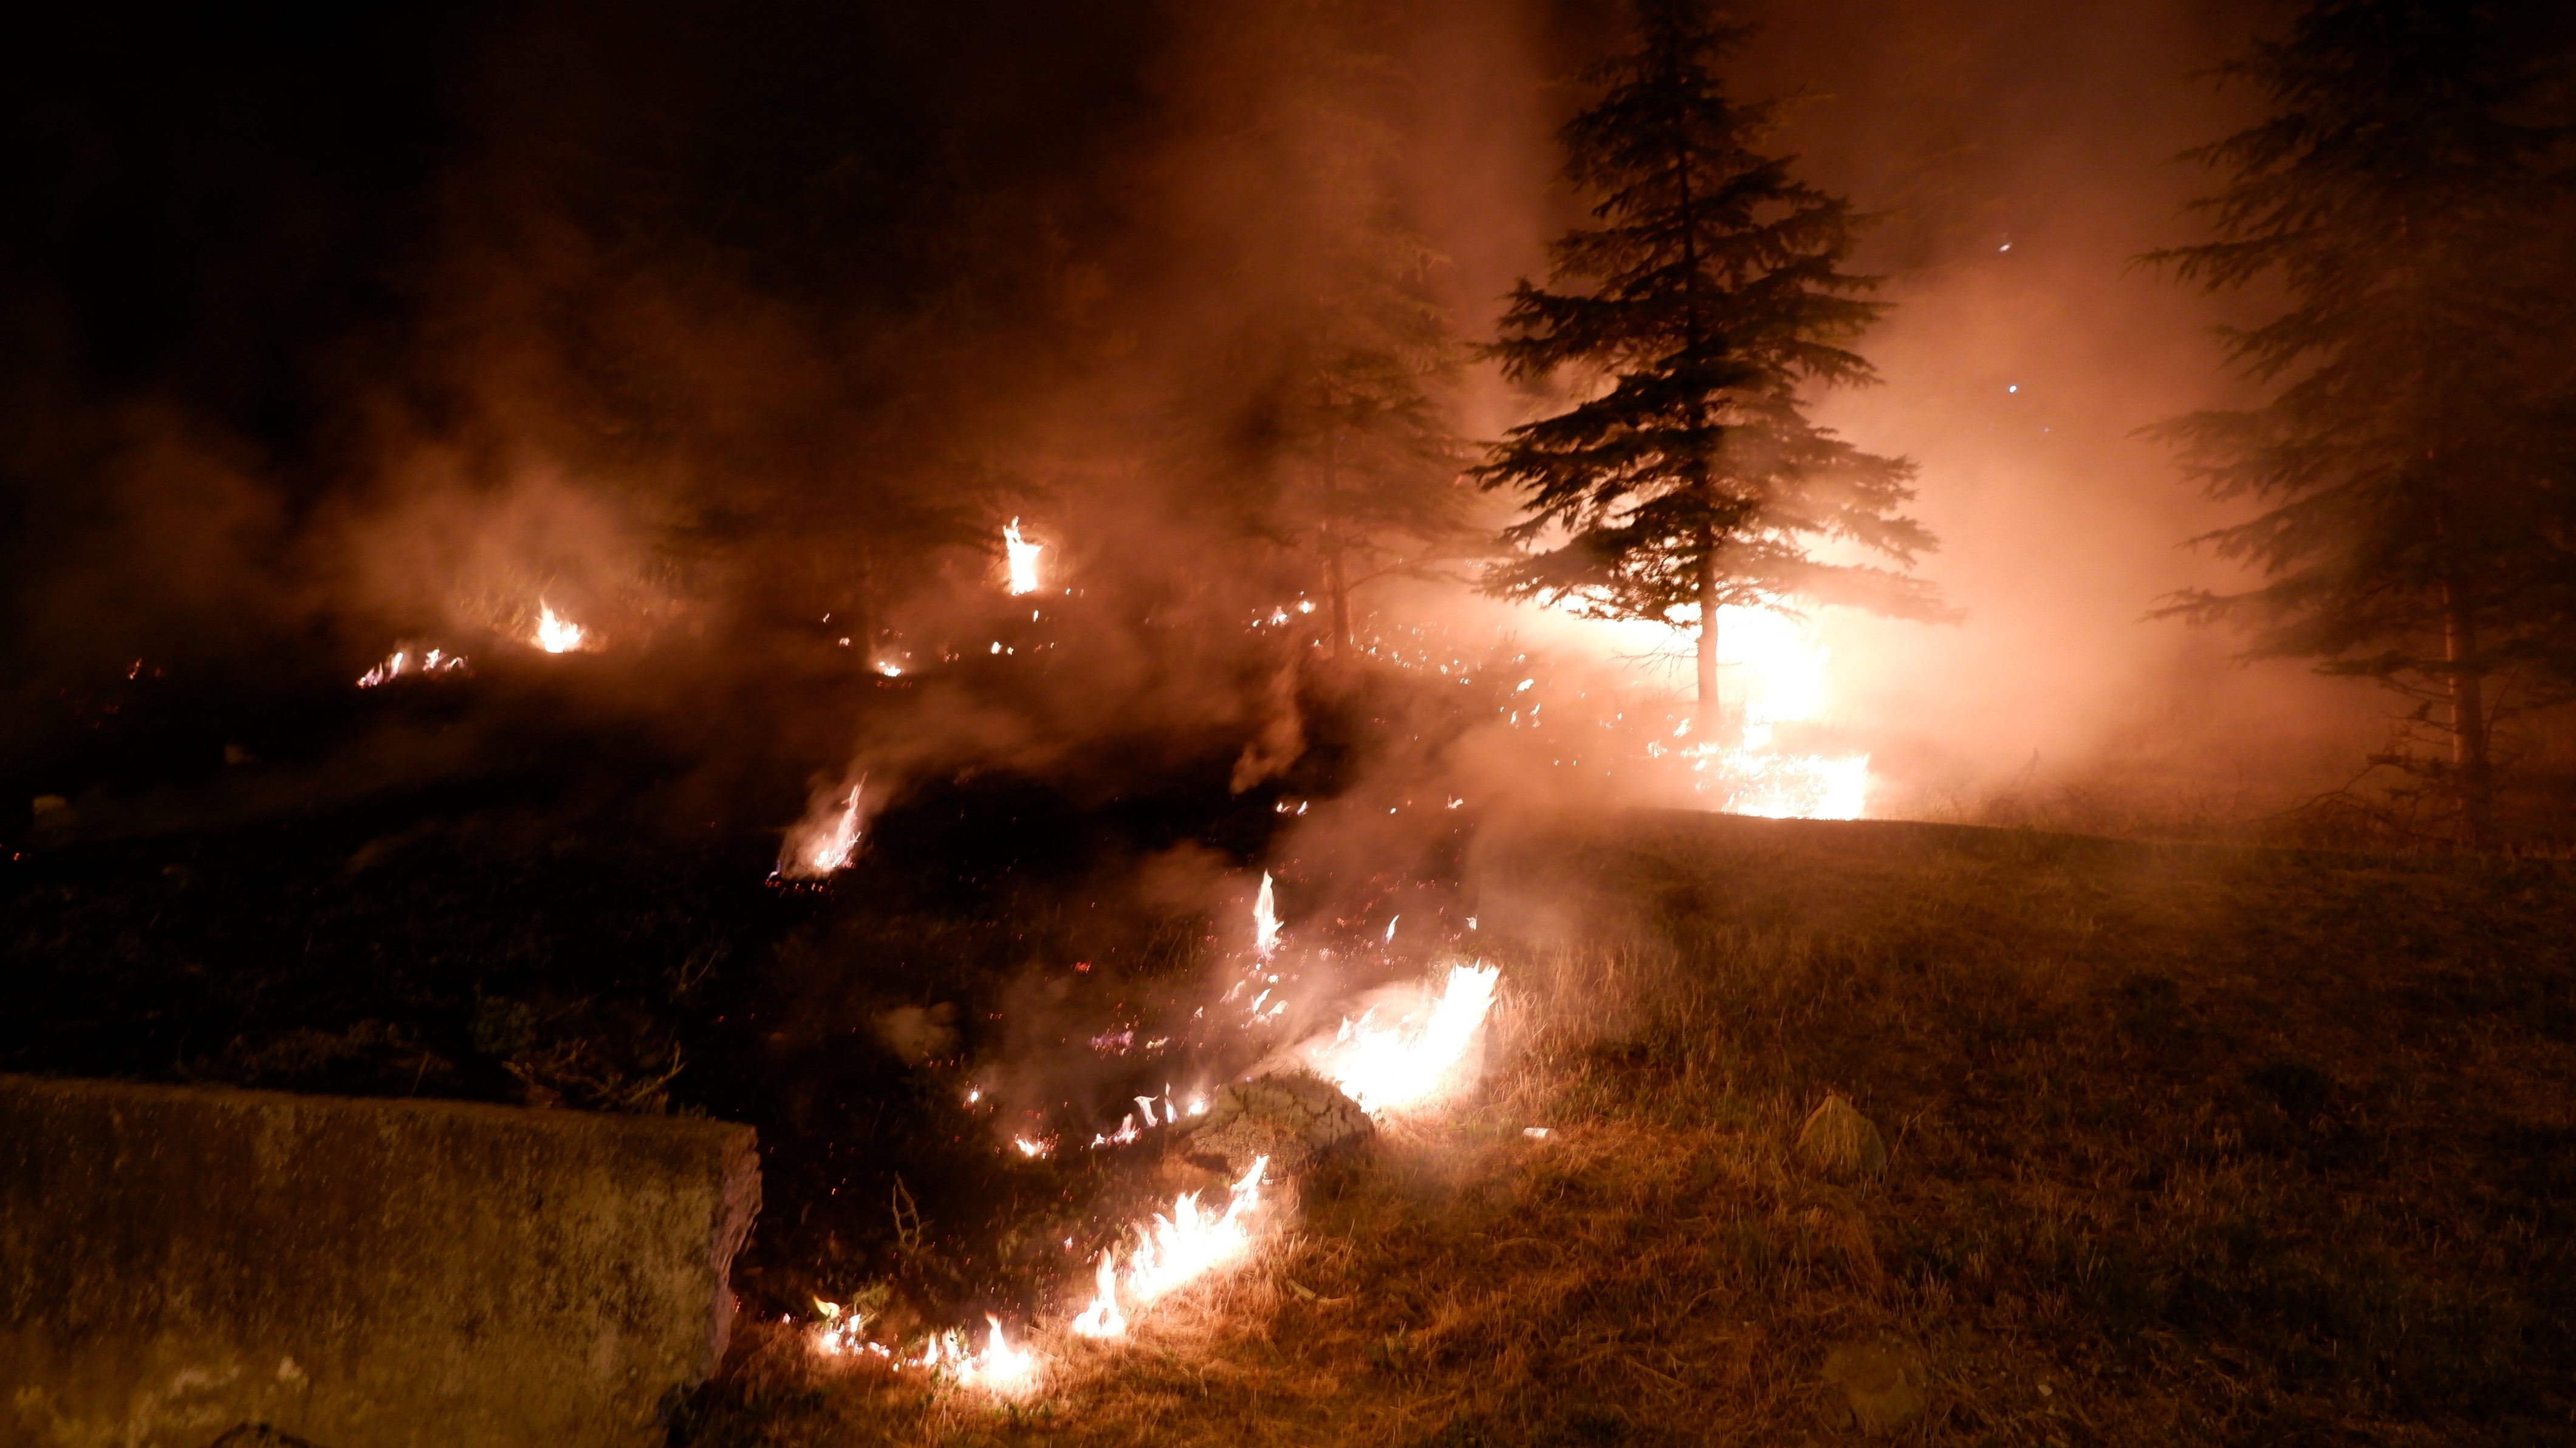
<box><xmin>696</xmin><ymin>810</ymin><xmax>2576</xmax><ymax>1447</ymax></box>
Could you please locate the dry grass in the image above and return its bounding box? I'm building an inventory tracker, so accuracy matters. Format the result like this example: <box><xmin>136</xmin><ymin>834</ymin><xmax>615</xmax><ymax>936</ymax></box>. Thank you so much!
<box><xmin>678</xmin><ymin>809</ymin><xmax>2576</xmax><ymax>1446</ymax></box>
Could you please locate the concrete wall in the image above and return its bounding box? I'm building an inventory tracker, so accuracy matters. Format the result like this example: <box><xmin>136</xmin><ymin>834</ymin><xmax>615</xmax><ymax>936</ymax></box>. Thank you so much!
<box><xmin>0</xmin><ymin>1075</ymin><xmax>759</xmax><ymax>1448</ymax></box>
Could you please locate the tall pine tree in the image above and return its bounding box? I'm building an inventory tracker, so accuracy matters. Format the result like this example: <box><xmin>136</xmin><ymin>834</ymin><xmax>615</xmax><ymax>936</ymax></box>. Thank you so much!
<box><xmin>2145</xmin><ymin>0</ymin><xmax>2576</xmax><ymax>843</ymax></box>
<box><xmin>1478</xmin><ymin>0</ymin><xmax>1939</xmax><ymax>733</ymax></box>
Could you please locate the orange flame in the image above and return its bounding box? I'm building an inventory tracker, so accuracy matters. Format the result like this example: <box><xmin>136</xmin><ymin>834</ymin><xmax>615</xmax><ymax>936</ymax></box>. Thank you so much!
<box><xmin>779</xmin><ymin>777</ymin><xmax>866</xmax><ymax>879</ymax></box>
<box><xmin>1070</xmin><ymin>1155</ymin><xmax>1267</xmax><ymax>1340</ymax></box>
<box><xmin>1004</xmin><ymin>519</ymin><xmax>1043</xmax><ymax>596</ymax></box>
<box><xmin>1306</xmin><ymin>963</ymin><xmax>1499</xmax><ymax>1115</ymax></box>
<box><xmin>1252</xmin><ymin>872</ymin><xmax>1279</xmax><ymax>959</ymax></box>
<box><xmin>534</xmin><ymin>603</ymin><xmax>586</xmax><ymax>654</ymax></box>
<box><xmin>356</xmin><ymin>646</ymin><xmax>467</xmax><ymax>688</ymax></box>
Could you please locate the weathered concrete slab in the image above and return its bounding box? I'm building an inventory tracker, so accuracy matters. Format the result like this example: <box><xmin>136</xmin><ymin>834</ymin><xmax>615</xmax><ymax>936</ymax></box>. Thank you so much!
<box><xmin>0</xmin><ymin>1074</ymin><xmax>759</xmax><ymax>1448</ymax></box>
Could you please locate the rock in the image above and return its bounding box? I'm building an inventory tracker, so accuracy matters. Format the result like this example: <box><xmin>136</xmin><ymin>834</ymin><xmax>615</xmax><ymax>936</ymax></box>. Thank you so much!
<box><xmin>1179</xmin><ymin>1070</ymin><xmax>1372</xmax><ymax>1176</ymax></box>
<box><xmin>1797</xmin><ymin>1093</ymin><xmax>1888</xmax><ymax>1181</ymax></box>
<box><xmin>1819</xmin><ymin>1339</ymin><xmax>1925</xmax><ymax>1435</ymax></box>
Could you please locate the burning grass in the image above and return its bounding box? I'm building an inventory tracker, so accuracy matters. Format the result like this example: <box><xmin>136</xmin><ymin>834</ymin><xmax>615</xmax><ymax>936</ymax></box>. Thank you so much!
<box><xmin>680</xmin><ymin>811</ymin><xmax>2576</xmax><ymax>1447</ymax></box>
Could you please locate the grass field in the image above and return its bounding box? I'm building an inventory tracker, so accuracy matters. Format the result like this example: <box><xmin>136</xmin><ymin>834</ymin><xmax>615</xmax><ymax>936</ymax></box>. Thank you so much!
<box><xmin>680</xmin><ymin>808</ymin><xmax>2576</xmax><ymax>1447</ymax></box>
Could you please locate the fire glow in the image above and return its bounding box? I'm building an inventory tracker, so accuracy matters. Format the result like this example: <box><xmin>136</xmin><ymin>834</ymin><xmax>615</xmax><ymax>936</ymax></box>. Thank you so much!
<box><xmin>355</xmin><ymin>646</ymin><xmax>467</xmax><ymax>688</ymax></box>
<box><xmin>1594</xmin><ymin>604</ymin><xmax>1870</xmax><ymax>820</ymax></box>
<box><xmin>533</xmin><ymin>602</ymin><xmax>587</xmax><ymax>654</ymax></box>
<box><xmin>1305</xmin><ymin>963</ymin><xmax>1500</xmax><ymax>1114</ymax></box>
<box><xmin>807</xmin><ymin>950</ymin><xmax>1502</xmax><ymax>1393</ymax></box>
<box><xmin>1003</xmin><ymin>519</ymin><xmax>1043</xmax><ymax>596</ymax></box>
<box><xmin>1071</xmin><ymin>1155</ymin><xmax>1267</xmax><ymax>1340</ymax></box>
<box><xmin>809</xmin><ymin>1157</ymin><xmax>1270</xmax><ymax>1392</ymax></box>
<box><xmin>801</xmin><ymin>838</ymin><xmax>1502</xmax><ymax>1392</ymax></box>
<box><xmin>1252</xmin><ymin>872</ymin><xmax>1281</xmax><ymax>959</ymax></box>
<box><xmin>778</xmin><ymin>779</ymin><xmax>866</xmax><ymax>880</ymax></box>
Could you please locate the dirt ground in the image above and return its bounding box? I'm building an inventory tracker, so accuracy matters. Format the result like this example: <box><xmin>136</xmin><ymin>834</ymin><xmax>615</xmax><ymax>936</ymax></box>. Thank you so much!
<box><xmin>679</xmin><ymin>810</ymin><xmax>2576</xmax><ymax>1447</ymax></box>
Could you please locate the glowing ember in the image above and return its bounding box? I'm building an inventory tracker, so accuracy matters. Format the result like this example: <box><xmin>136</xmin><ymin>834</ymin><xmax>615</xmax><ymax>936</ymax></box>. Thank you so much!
<box><xmin>1071</xmin><ymin>1156</ymin><xmax>1267</xmax><ymax>1339</ymax></box>
<box><xmin>1306</xmin><ymin>963</ymin><xmax>1500</xmax><ymax>1115</ymax></box>
<box><xmin>1252</xmin><ymin>872</ymin><xmax>1280</xmax><ymax>959</ymax></box>
<box><xmin>1003</xmin><ymin>518</ymin><xmax>1043</xmax><ymax>595</ymax></box>
<box><xmin>533</xmin><ymin>602</ymin><xmax>586</xmax><ymax>654</ymax></box>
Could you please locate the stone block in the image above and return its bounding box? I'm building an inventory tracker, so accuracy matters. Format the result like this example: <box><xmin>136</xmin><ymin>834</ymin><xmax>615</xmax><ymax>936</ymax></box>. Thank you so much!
<box><xmin>0</xmin><ymin>1074</ymin><xmax>758</xmax><ymax>1448</ymax></box>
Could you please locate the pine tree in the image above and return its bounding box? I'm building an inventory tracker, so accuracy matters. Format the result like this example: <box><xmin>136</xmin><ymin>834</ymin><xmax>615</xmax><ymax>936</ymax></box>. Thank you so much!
<box><xmin>2144</xmin><ymin>0</ymin><xmax>2576</xmax><ymax>843</ymax></box>
<box><xmin>1278</xmin><ymin>206</ymin><xmax>1471</xmax><ymax>661</ymax></box>
<box><xmin>1476</xmin><ymin>0</ymin><xmax>1939</xmax><ymax>733</ymax></box>
<box><xmin>1171</xmin><ymin>1</ymin><xmax>1474</xmax><ymax>660</ymax></box>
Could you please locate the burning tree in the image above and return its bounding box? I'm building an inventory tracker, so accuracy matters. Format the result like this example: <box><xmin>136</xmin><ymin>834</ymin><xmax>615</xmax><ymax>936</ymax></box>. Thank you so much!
<box><xmin>2144</xmin><ymin>0</ymin><xmax>2576</xmax><ymax>844</ymax></box>
<box><xmin>1476</xmin><ymin>0</ymin><xmax>1941</xmax><ymax>735</ymax></box>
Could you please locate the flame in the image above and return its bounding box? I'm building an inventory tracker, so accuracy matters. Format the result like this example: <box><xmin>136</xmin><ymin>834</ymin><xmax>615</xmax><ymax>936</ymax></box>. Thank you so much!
<box><xmin>1584</xmin><ymin>605</ymin><xmax>1870</xmax><ymax>820</ymax></box>
<box><xmin>957</xmin><ymin>1316</ymin><xmax>1038</xmax><ymax>1394</ymax></box>
<box><xmin>810</xmin><ymin>784</ymin><xmax>865</xmax><ymax>873</ymax></box>
<box><xmin>1307</xmin><ymin>963</ymin><xmax>1499</xmax><ymax>1115</ymax></box>
<box><xmin>811</xmin><ymin>1158</ymin><xmax>1268</xmax><ymax>1385</ymax></box>
<box><xmin>811</xmin><ymin>1299</ymin><xmax>876</xmax><ymax>1358</ymax></box>
<box><xmin>534</xmin><ymin>603</ymin><xmax>586</xmax><ymax>654</ymax></box>
<box><xmin>1004</xmin><ymin>519</ymin><xmax>1043</xmax><ymax>596</ymax></box>
<box><xmin>1069</xmin><ymin>1252</ymin><xmax>1127</xmax><ymax>1339</ymax></box>
<box><xmin>1071</xmin><ymin>1156</ymin><xmax>1267</xmax><ymax>1339</ymax></box>
<box><xmin>1698</xmin><ymin>607</ymin><xmax>1869</xmax><ymax>818</ymax></box>
<box><xmin>356</xmin><ymin>646</ymin><xmax>468</xmax><ymax>688</ymax></box>
<box><xmin>779</xmin><ymin>778</ymin><xmax>867</xmax><ymax>879</ymax></box>
<box><xmin>1252</xmin><ymin>872</ymin><xmax>1279</xmax><ymax>959</ymax></box>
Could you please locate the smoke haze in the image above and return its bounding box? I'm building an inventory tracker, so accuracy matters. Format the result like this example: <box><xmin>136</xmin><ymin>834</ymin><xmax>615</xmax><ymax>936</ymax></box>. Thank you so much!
<box><xmin>1</xmin><ymin>0</ymin><xmax>2388</xmax><ymax>836</ymax></box>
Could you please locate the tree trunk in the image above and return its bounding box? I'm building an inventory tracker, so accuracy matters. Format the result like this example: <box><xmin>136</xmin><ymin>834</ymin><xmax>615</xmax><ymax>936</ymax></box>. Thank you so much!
<box><xmin>1326</xmin><ymin>533</ymin><xmax>1351</xmax><ymax>661</ymax></box>
<box><xmin>2444</xmin><ymin>579</ymin><xmax>2494</xmax><ymax>845</ymax></box>
<box><xmin>1323</xmin><ymin>424</ymin><xmax>1351</xmax><ymax>660</ymax></box>
<box><xmin>1695</xmin><ymin>521</ymin><xmax>1720</xmax><ymax>739</ymax></box>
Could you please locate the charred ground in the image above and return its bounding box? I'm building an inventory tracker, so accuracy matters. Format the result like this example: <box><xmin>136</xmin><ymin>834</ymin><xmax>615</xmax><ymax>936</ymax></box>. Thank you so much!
<box><xmin>0</xmin><ymin>650</ymin><xmax>1485</xmax><ymax>1333</ymax></box>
